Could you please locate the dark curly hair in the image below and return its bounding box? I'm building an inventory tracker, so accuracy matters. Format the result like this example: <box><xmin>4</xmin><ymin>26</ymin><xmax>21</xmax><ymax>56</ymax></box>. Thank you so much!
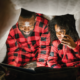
<box><xmin>49</xmin><ymin>14</ymin><xmax>79</xmax><ymax>44</ymax></box>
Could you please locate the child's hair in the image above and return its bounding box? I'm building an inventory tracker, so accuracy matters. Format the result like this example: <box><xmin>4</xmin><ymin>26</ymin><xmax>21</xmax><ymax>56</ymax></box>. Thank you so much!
<box><xmin>49</xmin><ymin>14</ymin><xmax>79</xmax><ymax>43</ymax></box>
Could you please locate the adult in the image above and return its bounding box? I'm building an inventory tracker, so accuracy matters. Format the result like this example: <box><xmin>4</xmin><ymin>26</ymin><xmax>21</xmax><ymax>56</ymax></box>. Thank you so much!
<box><xmin>37</xmin><ymin>14</ymin><xmax>80</xmax><ymax>68</ymax></box>
<box><xmin>6</xmin><ymin>8</ymin><xmax>49</xmax><ymax>68</ymax></box>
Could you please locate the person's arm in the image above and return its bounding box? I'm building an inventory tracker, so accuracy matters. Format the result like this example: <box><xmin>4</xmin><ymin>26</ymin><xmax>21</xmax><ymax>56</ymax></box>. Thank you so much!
<box><xmin>6</xmin><ymin>29</ymin><xmax>20</xmax><ymax>67</ymax></box>
<box><xmin>37</xmin><ymin>24</ymin><xmax>50</xmax><ymax>67</ymax></box>
<box><xmin>62</xmin><ymin>42</ymin><xmax>80</xmax><ymax>67</ymax></box>
<box><xmin>68</xmin><ymin>39</ymin><xmax>80</xmax><ymax>67</ymax></box>
<box><xmin>72</xmin><ymin>39</ymin><xmax>80</xmax><ymax>58</ymax></box>
<box><xmin>61</xmin><ymin>35</ymin><xmax>80</xmax><ymax>67</ymax></box>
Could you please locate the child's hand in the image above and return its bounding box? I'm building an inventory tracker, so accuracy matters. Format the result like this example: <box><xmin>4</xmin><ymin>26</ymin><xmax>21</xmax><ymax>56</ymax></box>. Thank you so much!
<box><xmin>61</xmin><ymin>35</ymin><xmax>76</xmax><ymax>49</ymax></box>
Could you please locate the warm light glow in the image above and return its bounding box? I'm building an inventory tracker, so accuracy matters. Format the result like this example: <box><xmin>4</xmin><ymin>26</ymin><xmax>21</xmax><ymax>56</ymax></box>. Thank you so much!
<box><xmin>25</xmin><ymin>22</ymin><xmax>30</xmax><ymax>27</ymax></box>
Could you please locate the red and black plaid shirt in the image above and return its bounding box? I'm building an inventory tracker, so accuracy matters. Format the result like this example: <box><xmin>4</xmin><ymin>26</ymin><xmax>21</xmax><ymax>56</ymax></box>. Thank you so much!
<box><xmin>6</xmin><ymin>13</ymin><xmax>49</xmax><ymax>67</ymax></box>
<box><xmin>37</xmin><ymin>34</ymin><xmax>80</xmax><ymax>68</ymax></box>
<box><xmin>37</xmin><ymin>33</ymin><xmax>50</xmax><ymax>67</ymax></box>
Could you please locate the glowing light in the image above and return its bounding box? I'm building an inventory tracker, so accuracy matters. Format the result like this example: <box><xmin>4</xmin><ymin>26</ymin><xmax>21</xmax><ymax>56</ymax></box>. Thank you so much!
<box><xmin>25</xmin><ymin>22</ymin><xmax>30</xmax><ymax>27</ymax></box>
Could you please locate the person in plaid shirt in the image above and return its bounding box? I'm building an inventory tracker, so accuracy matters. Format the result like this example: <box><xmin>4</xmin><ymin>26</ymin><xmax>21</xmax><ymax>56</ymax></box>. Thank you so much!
<box><xmin>37</xmin><ymin>14</ymin><xmax>80</xmax><ymax>68</ymax></box>
<box><xmin>6</xmin><ymin>8</ymin><xmax>49</xmax><ymax>67</ymax></box>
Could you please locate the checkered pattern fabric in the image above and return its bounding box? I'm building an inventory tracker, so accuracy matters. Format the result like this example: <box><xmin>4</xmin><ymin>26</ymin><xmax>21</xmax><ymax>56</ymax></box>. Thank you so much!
<box><xmin>37</xmin><ymin>36</ymin><xmax>80</xmax><ymax>68</ymax></box>
<box><xmin>37</xmin><ymin>33</ymin><xmax>50</xmax><ymax>67</ymax></box>
<box><xmin>6</xmin><ymin>13</ymin><xmax>49</xmax><ymax>67</ymax></box>
<box><xmin>48</xmin><ymin>39</ymin><xmax>80</xmax><ymax>68</ymax></box>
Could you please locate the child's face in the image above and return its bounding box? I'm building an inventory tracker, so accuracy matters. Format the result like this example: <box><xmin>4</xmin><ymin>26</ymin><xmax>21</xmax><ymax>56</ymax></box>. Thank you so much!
<box><xmin>55</xmin><ymin>24</ymin><xmax>66</xmax><ymax>41</ymax></box>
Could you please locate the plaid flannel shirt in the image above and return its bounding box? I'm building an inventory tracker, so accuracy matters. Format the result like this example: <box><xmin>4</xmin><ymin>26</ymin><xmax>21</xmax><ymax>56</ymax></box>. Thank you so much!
<box><xmin>37</xmin><ymin>34</ymin><xmax>80</xmax><ymax>68</ymax></box>
<box><xmin>48</xmin><ymin>39</ymin><xmax>80</xmax><ymax>68</ymax></box>
<box><xmin>6</xmin><ymin>13</ymin><xmax>49</xmax><ymax>67</ymax></box>
<box><xmin>37</xmin><ymin>33</ymin><xmax>50</xmax><ymax>67</ymax></box>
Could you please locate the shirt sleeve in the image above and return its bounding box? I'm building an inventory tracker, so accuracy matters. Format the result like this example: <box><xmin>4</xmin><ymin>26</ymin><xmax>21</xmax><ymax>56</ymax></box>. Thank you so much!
<box><xmin>37</xmin><ymin>24</ymin><xmax>50</xmax><ymax>67</ymax></box>
<box><xmin>72</xmin><ymin>41</ymin><xmax>80</xmax><ymax>58</ymax></box>
<box><xmin>48</xmin><ymin>40</ymin><xmax>80</xmax><ymax>68</ymax></box>
<box><xmin>47</xmin><ymin>41</ymin><xmax>62</xmax><ymax>68</ymax></box>
<box><xmin>65</xmin><ymin>42</ymin><xmax>80</xmax><ymax>67</ymax></box>
<box><xmin>6</xmin><ymin>29</ymin><xmax>20</xmax><ymax>67</ymax></box>
<box><xmin>70</xmin><ymin>40</ymin><xmax>80</xmax><ymax>67</ymax></box>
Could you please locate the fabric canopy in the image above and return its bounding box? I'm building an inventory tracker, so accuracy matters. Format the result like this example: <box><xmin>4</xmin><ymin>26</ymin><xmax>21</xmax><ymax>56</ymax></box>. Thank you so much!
<box><xmin>0</xmin><ymin>0</ymin><xmax>80</xmax><ymax>62</ymax></box>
